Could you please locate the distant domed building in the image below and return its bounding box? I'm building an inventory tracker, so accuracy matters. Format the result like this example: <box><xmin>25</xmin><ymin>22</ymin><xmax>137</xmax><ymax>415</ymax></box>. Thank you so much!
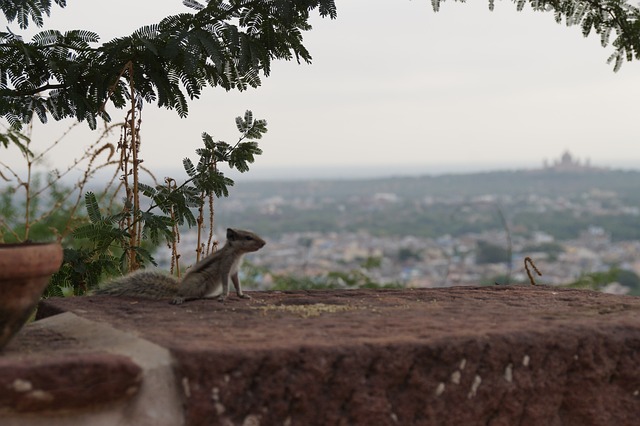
<box><xmin>542</xmin><ymin>151</ymin><xmax>604</xmax><ymax>172</ymax></box>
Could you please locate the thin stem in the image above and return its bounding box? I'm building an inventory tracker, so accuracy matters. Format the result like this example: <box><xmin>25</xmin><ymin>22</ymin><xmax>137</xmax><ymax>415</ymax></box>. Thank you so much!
<box><xmin>22</xmin><ymin>121</ymin><xmax>35</xmax><ymax>241</ymax></box>
<box><xmin>166</xmin><ymin>178</ymin><xmax>181</xmax><ymax>277</ymax></box>
<box><xmin>196</xmin><ymin>193</ymin><xmax>204</xmax><ymax>262</ymax></box>
<box><xmin>207</xmin><ymin>190</ymin><xmax>216</xmax><ymax>255</ymax></box>
<box><xmin>127</xmin><ymin>61</ymin><xmax>140</xmax><ymax>271</ymax></box>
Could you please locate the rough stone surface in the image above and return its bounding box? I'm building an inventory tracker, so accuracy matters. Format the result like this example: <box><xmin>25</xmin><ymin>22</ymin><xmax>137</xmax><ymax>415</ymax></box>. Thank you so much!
<box><xmin>0</xmin><ymin>335</ymin><xmax>141</xmax><ymax>412</ymax></box>
<box><xmin>34</xmin><ymin>286</ymin><xmax>640</xmax><ymax>426</ymax></box>
<box><xmin>1</xmin><ymin>312</ymin><xmax>182</xmax><ymax>426</ymax></box>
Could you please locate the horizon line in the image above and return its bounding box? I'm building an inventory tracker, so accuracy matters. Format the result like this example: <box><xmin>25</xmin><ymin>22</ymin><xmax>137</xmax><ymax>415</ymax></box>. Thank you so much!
<box><xmin>3</xmin><ymin>159</ymin><xmax>639</xmax><ymax>186</ymax></box>
<box><xmin>227</xmin><ymin>159</ymin><xmax>640</xmax><ymax>182</ymax></box>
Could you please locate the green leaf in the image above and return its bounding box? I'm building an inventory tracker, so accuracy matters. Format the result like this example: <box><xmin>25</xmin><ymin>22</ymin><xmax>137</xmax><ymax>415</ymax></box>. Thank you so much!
<box><xmin>229</xmin><ymin>141</ymin><xmax>262</xmax><ymax>172</ymax></box>
<box><xmin>183</xmin><ymin>157</ymin><xmax>197</xmax><ymax>177</ymax></box>
<box><xmin>235</xmin><ymin>115</ymin><xmax>246</xmax><ymax>133</ymax></box>
<box><xmin>137</xmin><ymin>182</ymin><xmax>157</xmax><ymax>198</ymax></box>
<box><xmin>243</xmin><ymin>110</ymin><xmax>253</xmax><ymax>128</ymax></box>
<box><xmin>0</xmin><ymin>129</ymin><xmax>31</xmax><ymax>154</ymax></box>
<box><xmin>84</xmin><ymin>191</ymin><xmax>102</xmax><ymax>223</ymax></box>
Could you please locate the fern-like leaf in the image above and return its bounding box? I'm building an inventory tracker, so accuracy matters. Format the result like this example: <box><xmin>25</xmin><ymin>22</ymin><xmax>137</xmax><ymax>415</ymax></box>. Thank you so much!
<box><xmin>84</xmin><ymin>191</ymin><xmax>102</xmax><ymax>223</ymax></box>
<box><xmin>138</xmin><ymin>182</ymin><xmax>157</xmax><ymax>198</ymax></box>
<box><xmin>183</xmin><ymin>0</ymin><xmax>205</xmax><ymax>11</ymax></box>
<box><xmin>183</xmin><ymin>157</ymin><xmax>197</xmax><ymax>177</ymax></box>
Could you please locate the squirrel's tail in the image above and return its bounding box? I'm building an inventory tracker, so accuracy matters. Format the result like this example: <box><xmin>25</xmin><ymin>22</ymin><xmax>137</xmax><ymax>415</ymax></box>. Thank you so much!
<box><xmin>92</xmin><ymin>270</ymin><xmax>179</xmax><ymax>299</ymax></box>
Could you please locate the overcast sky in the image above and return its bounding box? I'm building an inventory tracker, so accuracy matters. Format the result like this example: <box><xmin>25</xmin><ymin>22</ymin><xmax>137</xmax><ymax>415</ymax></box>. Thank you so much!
<box><xmin>3</xmin><ymin>0</ymin><xmax>640</xmax><ymax>180</ymax></box>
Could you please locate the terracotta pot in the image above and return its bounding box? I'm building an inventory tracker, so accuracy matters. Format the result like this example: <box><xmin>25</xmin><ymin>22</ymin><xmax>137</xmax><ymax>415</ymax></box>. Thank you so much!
<box><xmin>0</xmin><ymin>242</ymin><xmax>63</xmax><ymax>351</ymax></box>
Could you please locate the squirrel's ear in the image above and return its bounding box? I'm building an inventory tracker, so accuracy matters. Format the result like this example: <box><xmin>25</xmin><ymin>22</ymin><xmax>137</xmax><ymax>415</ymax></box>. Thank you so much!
<box><xmin>227</xmin><ymin>228</ymin><xmax>237</xmax><ymax>239</ymax></box>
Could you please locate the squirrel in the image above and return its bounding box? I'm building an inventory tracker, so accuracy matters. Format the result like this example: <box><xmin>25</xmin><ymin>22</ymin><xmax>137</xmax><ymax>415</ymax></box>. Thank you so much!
<box><xmin>92</xmin><ymin>228</ymin><xmax>266</xmax><ymax>304</ymax></box>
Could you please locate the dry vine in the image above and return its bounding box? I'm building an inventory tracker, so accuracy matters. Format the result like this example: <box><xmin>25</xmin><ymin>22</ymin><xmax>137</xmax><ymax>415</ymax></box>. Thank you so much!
<box><xmin>524</xmin><ymin>256</ymin><xmax>542</xmax><ymax>286</ymax></box>
<box><xmin>0</xmin><ymin>120</ymin><xmax>120</xmax><ymax>243</ymax></box>
<box><xmin>165</xmin><ymin>178</ymin><xmax>181</xmax><ymax>277</ymax></box>
<box><xmin>115</xmin><ymin>61</ymin><xmax>145</xmax><ymax>271</ymax></box>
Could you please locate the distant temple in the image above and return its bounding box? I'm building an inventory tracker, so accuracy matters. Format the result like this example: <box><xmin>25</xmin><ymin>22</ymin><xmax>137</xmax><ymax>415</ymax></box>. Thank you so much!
<box><xmin>542</xmin><ymin>151</ymin><xmax>605</xmax><ymax>172</ymax></box>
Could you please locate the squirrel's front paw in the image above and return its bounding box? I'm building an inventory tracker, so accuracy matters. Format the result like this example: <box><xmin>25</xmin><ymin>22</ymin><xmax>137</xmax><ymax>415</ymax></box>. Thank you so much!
<box><xmin>170</xmin><ymin>297</ymin><xmax>184</xmax><ymax>305</ymax></box>
<box><xmin>238</xmin><ymin>293</ymin><xmax>251</xmax><ymax>299</ymax></box>
<box><xmin>217</xmin><ymin>295</ymin><xmax>226</xmax><ymax>303</ymax></box>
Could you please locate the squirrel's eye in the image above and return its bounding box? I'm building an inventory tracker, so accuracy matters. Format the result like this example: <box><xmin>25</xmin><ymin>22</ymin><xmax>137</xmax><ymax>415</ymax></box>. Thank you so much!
<box><xmin>245</xmin><ymin>236</ymin><xmax>253</xmax><ymax>241</ymax></box>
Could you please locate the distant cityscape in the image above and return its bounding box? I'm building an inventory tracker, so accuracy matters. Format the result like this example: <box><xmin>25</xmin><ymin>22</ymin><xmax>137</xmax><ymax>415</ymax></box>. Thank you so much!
<box><xmin>156</xmin><ymin>152</ymin><xmax>640</xmax><ymax>296</ymax></box>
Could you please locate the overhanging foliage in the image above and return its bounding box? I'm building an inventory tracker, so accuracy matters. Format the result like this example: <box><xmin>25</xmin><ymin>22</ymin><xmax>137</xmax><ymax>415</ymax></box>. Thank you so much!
<box><xmin>0</xmin><ymin>0</ymin><xmax>337</xmax><ymax>129</ymax></box>
<box><xmin>1</xmin><ymin>0</ymin><xmax>639</xmax><ymax>131</ymax></box>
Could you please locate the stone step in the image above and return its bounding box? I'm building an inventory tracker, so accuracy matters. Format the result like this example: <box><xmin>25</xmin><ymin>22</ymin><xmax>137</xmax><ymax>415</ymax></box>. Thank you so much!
<box><xmin>1</xmin><ymin>312</ymin><xmax>182</xmax><ymax>426</ymax></box>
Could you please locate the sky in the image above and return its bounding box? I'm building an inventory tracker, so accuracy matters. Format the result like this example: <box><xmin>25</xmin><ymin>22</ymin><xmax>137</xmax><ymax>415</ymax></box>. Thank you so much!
<box><xmin>2</xmin><ymin>0</ymin><xmax>640</xmax><ymax>180</ymax></box>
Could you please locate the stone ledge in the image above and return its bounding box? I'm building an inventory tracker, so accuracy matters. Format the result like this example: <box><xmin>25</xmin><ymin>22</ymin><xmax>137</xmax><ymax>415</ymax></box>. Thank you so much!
<box><xmin>0</xmin><ymin>351</ymin><xmax>141</xmax><ymax>413</ymax></box>
<box><xmin>5</xmin><ymin>286</ymin><xmax>640</xmax><ymax>425</ymax></box>
<box><xmin>1</xmin><ymin>312</ymin><xmax>182</xmax><ymax>426</ymax></box>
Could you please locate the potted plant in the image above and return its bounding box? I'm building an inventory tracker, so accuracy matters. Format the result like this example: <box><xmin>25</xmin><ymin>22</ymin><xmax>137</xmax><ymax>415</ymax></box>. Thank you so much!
<box><xmin>0</xmin><ymin>128</ymin><xmax>68</xmax><ymax>350</ymax></box>
<box><xmin>0</xmin><ymin>241</ymin><xmax>63</xmax><ymax>350</ymax></box>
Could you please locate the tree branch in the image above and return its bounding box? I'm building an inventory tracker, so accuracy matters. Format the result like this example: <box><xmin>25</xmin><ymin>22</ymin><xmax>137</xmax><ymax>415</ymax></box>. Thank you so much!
<box><xmin>0</xmin><ymin>83</ymin><xmax>66</xmax><ymax>97</ymax></box>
